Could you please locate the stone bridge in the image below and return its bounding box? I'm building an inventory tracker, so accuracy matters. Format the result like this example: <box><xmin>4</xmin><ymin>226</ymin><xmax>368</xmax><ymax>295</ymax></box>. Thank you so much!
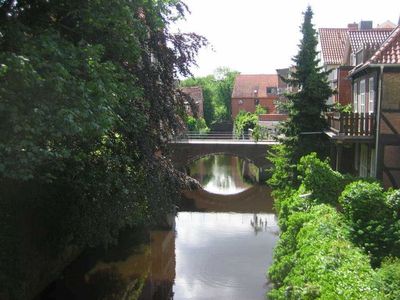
<box><xmin>168</xmin><ymin>139</ymin><xmax>278</xmax><ymax>173</ymax></box>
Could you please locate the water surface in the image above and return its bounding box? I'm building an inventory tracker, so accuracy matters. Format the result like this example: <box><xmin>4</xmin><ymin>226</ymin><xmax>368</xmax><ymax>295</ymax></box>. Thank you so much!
<box><xmin>38</xmin><ymin>154</ymin><xmax>277</xmax><ymax>300</ymax></box>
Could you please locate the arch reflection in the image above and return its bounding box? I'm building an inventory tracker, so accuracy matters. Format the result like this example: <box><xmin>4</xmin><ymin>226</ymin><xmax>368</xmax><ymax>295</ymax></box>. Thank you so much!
<box><xmin>187</xmin><ymin>154</ymin><xmax>259</xmax><ymax>195</ymax></box>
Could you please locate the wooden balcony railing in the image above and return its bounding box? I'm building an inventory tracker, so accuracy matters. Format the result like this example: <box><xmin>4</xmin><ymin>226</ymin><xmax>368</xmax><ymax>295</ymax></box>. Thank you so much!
<box><xmin>326</xmin><ymin>112</ymin><xmax>375</xmax><ymax>137</ymax></box>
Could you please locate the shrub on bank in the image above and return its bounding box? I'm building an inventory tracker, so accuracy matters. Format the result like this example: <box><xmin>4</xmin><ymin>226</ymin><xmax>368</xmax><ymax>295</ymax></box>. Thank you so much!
<box><xmin>339</xmin><ymin>181</ymin><xmax>400</xmax><ymax>267</ymax></box>
<box><xmin>268</xmin><ymin>205</ymin><xmax>381</xmax><ymax>300</ymax></box>
<box><xmin>297</xmin><ymin>153</ymin><xmax>346</xmax><ymax>206</ymax></box>
<box><xmin>374</xmin><ymin>258</ymin><xmax>400</xmax><ymax>300</ymax></box>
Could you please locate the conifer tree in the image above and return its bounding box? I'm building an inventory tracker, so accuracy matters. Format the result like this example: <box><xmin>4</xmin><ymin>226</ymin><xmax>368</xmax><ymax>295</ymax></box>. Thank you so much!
<box><xmin>280</xmin><ymin>6</ymin><xmax>333</xmax><ymax>163</ymax></box>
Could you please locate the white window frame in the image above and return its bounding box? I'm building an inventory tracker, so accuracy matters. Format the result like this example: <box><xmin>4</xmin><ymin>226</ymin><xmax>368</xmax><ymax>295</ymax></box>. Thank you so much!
<box><xmin>368</xmin><ymin>77</ymin><xmax>375</xmax><ymax>113</ymax></box>
<box><xmin>360</xmin><ymin>79</ymin><xmax>366</xmax><ymax>113</ymax></box>
<box><xmin>353</xmin><ymin>82</ymin><xmax>358</xmax><ymax>113</ymax></box>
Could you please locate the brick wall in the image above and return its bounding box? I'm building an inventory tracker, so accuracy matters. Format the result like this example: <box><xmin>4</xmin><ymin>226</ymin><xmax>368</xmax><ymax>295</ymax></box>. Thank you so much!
<box><xmin>231</xmin><ymin>97</ymin><xmax>278</xmax><ymax>118</ymax></box>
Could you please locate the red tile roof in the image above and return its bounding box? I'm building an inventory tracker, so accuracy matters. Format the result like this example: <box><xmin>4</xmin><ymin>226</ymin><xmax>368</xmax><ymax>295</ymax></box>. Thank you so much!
<box><xmin>231</xmin><ymin>74</ymin><xmax>278</xmax><ymax>98</ymax></box>
<box><xmin>319</xmin><ymin>28</ymin><xmax>348</xmax><ymax>65</ymax></box>
<box><xmin>347</xmin><ymin>29</ymin><xmax>393</xmax><ymax>54</ymax></box>
<box><xmin>367</xmin><ymin>26</ymin><xmax>400</xmax><ymax>64</ymax></box>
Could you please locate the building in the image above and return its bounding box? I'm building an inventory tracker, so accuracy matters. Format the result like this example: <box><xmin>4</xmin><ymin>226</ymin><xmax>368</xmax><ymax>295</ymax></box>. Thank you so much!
<box><xmin>231</xmin><ymin>74</ymin><xmax>289</xmax><ymax>130</ymax></box>
<box><xmin>319</xmin><ymin>27</ymin><xmax>350</xmax><ymax>105</ymax></box>
<box><xmin>325</xmin><ymin>24</ymin><xmax>400</xmax><ymax>188</ymax></box>
<box><xmin>231</xmin><ymin>74</ymin><xmax>279</xmax><ymax>118</ymax></box>
<box><xmin>319</xmin><ymin>22</ymin><xmax>395</xmax><ymax>107</ymax></box>
<box><xmin>181</xmin><ymin>86</ymin><xmax>204</xmax><ymax>118</ymax></box>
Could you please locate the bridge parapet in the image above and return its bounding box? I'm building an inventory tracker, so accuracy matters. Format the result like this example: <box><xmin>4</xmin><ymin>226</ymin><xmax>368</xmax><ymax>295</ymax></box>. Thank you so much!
<box><xmin>168</xmin><ymin>133</ymin><xmax>278</xmax><ymax>172</ymax></box>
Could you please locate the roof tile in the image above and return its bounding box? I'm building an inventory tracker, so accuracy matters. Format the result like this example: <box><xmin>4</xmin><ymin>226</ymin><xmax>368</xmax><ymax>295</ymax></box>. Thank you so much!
<box><xmin>368</xmin><ymin>26</ymin><xmax>400</xmax><ymax>64</ymax></box>
<box><xmin>348</xmin><ymin>29</ymin><xmax>393</xmax><ymax>53</ymax></box>
<box><xmin>319</xmin><ymin>28</ymin><xmax>348</xmax><ymax>65</ymax></box>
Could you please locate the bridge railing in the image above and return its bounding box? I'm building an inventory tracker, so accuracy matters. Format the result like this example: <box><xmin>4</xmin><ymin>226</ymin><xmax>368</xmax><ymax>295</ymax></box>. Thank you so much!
<box><xmin>173</xmin><ymin>131</ymin><xmax>275</xmax><ymax>141</ymax></box>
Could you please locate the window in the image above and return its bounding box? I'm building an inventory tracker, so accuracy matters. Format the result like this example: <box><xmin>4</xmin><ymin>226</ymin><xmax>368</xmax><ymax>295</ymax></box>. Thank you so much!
<box><xmin>369</xmin><ymin>77</ymin><xmax>375</xmax><ymax>113</ymax></box>
<box><xmin>360</xmin><ymin>80</ymin><xmax>366</xmax><ymax>113</ymax></box>
<box><xmin>353</xmin><ymin>82</ymin><xmax>358</xmax><ymax>113</ymax></box>
<box><xmin>266</xmin><ymin>87</ymin><xmax>277</xmax><ymax>95</ymax></box>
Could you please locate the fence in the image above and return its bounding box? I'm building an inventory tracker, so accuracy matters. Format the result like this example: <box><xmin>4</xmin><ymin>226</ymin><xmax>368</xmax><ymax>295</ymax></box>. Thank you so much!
<box><xmin>326</xmin><ymin>112</ymin><xmax>375</xmax><ymax>136</ymax></box>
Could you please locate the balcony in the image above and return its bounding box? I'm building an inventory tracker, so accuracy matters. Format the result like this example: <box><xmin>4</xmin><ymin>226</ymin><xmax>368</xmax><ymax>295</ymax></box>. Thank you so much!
<box><xmin>325</xmin><ymin>112</ymin><xmax>375</xmax><ymax>139</ymax></box>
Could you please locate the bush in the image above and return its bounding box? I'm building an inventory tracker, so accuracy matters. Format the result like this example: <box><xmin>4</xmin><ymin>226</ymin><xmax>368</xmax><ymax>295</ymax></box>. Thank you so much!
<box><xmin>268</xmin><ymin>205</ymin><xmax>381</xmax><ymax>300</ymax></box>
<box><xmin>186</xmin><ymin>116</ymin><xmax>210</xmax><ymax>133</ymax></box>
<box><xmin>339</xmin><ymin>181</ymin><xmax>400</xmax><ymax>266</ymax></box>
<box><xmin>297</xmin><ymin>153</ymin><xmax>347</xmax><ymax>206</ymax></box>
<box><xmin>233</xmin><ymin>110</ymin><xmax>258</xmax><ymax>137</ymax></box>
<box><xmin>374</xmin><ymin>258</ymin><xmax>400</xmax><ymax>300</ymax></box>
<box><xmin>267</xmin><ymin>144</ymin><xmax>298</xmax><ymax>199</ymax></box>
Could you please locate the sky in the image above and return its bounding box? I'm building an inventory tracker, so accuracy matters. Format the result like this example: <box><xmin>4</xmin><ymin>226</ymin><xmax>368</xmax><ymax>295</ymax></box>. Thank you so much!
<box><xmin>172</xmin><ymin>0</ymin><xmax>399</xmax><ymax>77</ymax></box>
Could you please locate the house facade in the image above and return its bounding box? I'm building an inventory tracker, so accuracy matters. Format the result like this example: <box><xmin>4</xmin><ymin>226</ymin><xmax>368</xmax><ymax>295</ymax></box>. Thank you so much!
<box><xmin>325</xmin><ymin>24</ymin><xmax>400</xmax><ymax>188</ymax></box>
<box><xmin>231</xmin><ymin>74</ymin><xmax>289</xmax><ymax>131</ymax></box>
<box><xmin>319</xmin><ymin>27</ymin><xmax>350</xmax><ymax>105</ymax></box>
<box><xmin>231</xmin><ymin>74</ymin><xmax>280</xmax><ymax>118</ymax></box>
<box><xmin>319</xmin><ymin>22</ymin><xmax>395</xmax><ymax>107</ymax></box>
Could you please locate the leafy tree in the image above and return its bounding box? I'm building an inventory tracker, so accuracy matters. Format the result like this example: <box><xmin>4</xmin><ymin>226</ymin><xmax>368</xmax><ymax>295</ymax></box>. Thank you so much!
<box><xmin>181</xmin><ymin>67</ymin><xmax>239</xmax><ymax>125</ymax></box>
<box><xmin>278</xmin><ymin>6</ymin><xmax>333</xmax><ymax>166</ymax></box>
<box><xmin>233</xmin><ymin>110</ymin><xmax>258</xmax><ymax>137</ymax></box>
<box><xmin>186</xmin><ymin>115</ymin><xmax>209</xmax><ymax>133</ymax></box>
<box><xmin>0</xmin><ymin>1</ymin><xmax>206</xmax><ymax>298</ymax></box>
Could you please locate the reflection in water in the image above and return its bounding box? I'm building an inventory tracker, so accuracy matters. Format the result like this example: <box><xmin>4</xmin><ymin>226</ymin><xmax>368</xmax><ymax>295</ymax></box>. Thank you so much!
<box><xmin>173</xmin><ymin>212</ymin><xmax>278</xmax><ymax>300</ymax></box>
<box><xmin>188</xmin><ymin>155</ymin><xmax>259</xmax><ymax>195</ymax></box>
<box><xmin>38</xmin><ymin>155</ymin><xmax>277</xmax><ymax>300</ymax></box>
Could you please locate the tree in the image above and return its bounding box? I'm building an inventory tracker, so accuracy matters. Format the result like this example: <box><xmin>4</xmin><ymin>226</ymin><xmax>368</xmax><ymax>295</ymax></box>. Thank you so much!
<box><xmin>0</xmin><ymin>1</ymin><xmax>206</xmax><ymax>298</ymax></box>
<box><xmin>279</xmin><ymin>6</ymin><xmax>333</xmax><ymax>164</ymax></box>
<box><xmin>181</xmin><ymin>67</ymin><xmax>239</xmax><ymax>125</ymax></box>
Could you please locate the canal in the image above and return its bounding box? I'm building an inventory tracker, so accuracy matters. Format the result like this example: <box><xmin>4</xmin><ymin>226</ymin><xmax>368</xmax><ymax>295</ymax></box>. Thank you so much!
<box><xmin>38</xmin><ymin>154</ymin><xmax>277</xmax><ymax>300</ymax></box>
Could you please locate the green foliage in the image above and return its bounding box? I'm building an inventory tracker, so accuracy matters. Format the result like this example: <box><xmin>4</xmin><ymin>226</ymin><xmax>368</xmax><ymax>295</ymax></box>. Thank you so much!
<box><xmin>255</xmin><ymin>104</ymin><xmax>267</xmax><ymax>115</ymax></box>
<box><xmin>0</xmin><ymin>0</ymin><xmax>206</xmax><ymax>298</ymax></box>
<box><xmin>297</xmin><ymin>153</ymin><xmax>347</xmax><ymax>206</ymax></box>
<box><xmin>339</xmin><ymin>181</ymin><xmax>400</xmax><ymax>267</ymax></box>
<box><xmin>374</xmin><ymin>258</ymin><xmax>400</xmax><ymax>300</ymax></box>
<box><xmin>279</xmin><ymin>6</ymin><xmax>332</xmax><ymax>164</ymax></box>
<box><xmin>267</xmin><ymin>144</ymin><xmax>298</xmax><ymax>195</ymax></box>
<box><xmin>186</xmin><ymin>116</ymin><xmax>210</xmax><ymax>133</ymax></box>
<box><xmin>269</xmin><ymin>205</ymin><xmax>380</xmax><ymax>300</ymax></box>
<box><xmin>233</xmin><ymin>110</ymin><xmax>258</xmax><ymax>137</ymax></box>
<box><xmin>331</xmin><ymin>102</ymin><xmax>352</xmax><ymax>113</ymax></box>
<box><xmin>268</xmin><ymin>144</ymin><xmax>400</xmax><ymax>298</ymax></box>
<box><xmin>181</xmin><ymin>67</ymin><xmax>239</xmax><ymax>125</ymax></box>
<box><xmin>251</xmin><ymin>123</ymin><xmax>269</xmax><ymax>142</ymax></box>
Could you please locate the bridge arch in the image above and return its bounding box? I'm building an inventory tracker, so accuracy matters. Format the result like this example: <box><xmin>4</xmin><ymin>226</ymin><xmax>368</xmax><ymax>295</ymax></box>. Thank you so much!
<box><xmin>168</xmin><ymin>141</ymin><xmax>277</xmax><ymax>173</ymax></box>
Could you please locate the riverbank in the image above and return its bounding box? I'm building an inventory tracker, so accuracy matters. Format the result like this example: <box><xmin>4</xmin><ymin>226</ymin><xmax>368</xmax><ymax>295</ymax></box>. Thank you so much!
<box><xmin>267</xmin><ymin>153</ymin><xmax>400</xmax><ymax>299</ymax></box>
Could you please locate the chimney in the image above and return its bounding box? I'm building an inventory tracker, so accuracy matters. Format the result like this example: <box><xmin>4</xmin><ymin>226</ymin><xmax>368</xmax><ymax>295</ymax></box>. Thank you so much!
<box><xmin>348</xmin><ymin>23</ymin><xmax>358</xmax><ymax>31</ymax></box>
<box><xmin>359</xmin><ymin>20</ymin><xmax>373</xmax><ymax>30</ymax></box>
